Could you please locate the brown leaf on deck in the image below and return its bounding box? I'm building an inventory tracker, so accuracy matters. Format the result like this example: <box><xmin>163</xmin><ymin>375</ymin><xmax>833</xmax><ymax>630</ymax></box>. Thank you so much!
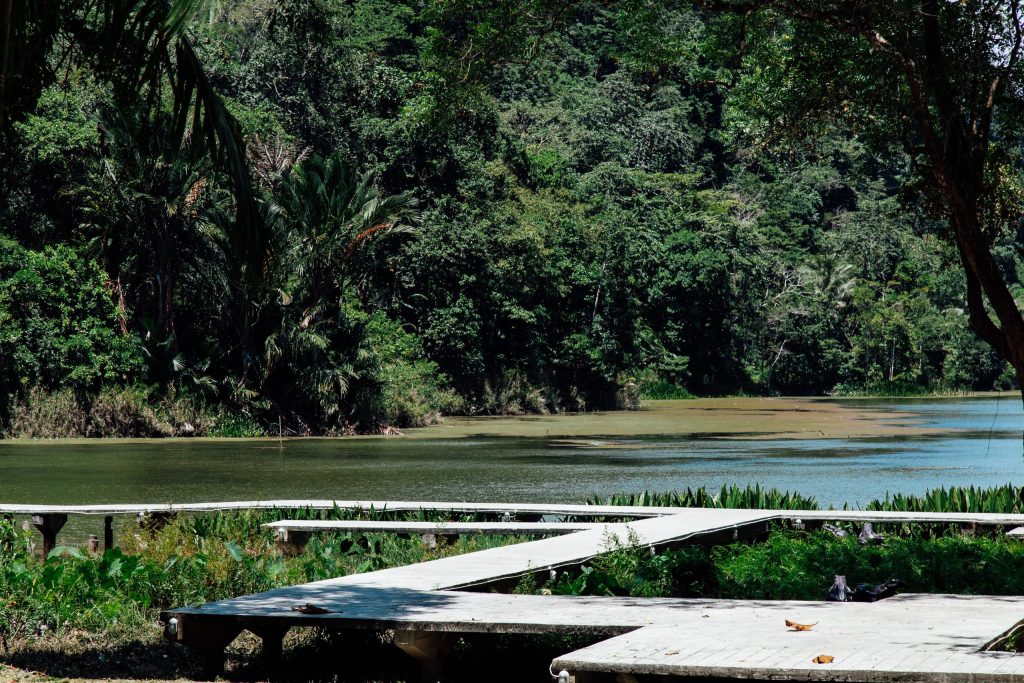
<box><xmin>785</xmin><ymin>619</ymin><xmax>817</xmax><ymax>631</ymax></box>
<box><xmin>812</xmin><ymin>654</ymin><xmax>834</xmax><ymax>664</ymax></box>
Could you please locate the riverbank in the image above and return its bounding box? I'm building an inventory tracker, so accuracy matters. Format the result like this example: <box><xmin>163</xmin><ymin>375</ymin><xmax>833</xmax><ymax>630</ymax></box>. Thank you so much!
<box><xmin>412</xmin><ymin>397</ymin><xmax>944</xmax><ymax>441</ymax></box>
<box><xmin>7</xmin><ymin>395</ymin><xmax>1003</xmax><ymax>444</ymax></box>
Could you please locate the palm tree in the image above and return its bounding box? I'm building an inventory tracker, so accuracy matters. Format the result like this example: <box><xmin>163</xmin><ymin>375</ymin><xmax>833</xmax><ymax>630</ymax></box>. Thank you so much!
<box><xmin>226</xmin><ymin>153</ymin><xmax>418</xmax><ymax>430</ymax></box>
<box><xmin>0</xmin><ymin>0</ymin><xmax>264</xmax><ymax>273</ymax></box>
<box><xmin>276</xmin><ymin>152</ymin><xmax>418</xmax><ymax>314</ymax></box>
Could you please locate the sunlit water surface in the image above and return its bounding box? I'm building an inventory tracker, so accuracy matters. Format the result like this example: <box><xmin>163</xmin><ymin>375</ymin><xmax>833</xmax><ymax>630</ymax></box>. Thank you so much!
<box><xmin>1</xmin><ymin>398</ymin><xmax>1022</xmax><ymax>513</ymax></box>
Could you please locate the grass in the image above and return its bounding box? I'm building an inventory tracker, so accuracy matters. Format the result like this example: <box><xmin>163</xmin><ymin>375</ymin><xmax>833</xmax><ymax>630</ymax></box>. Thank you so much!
<box><xmin>517</xmin><ymin>527</ymin><xmax>1024</xmax><ymax>602</ymax></box>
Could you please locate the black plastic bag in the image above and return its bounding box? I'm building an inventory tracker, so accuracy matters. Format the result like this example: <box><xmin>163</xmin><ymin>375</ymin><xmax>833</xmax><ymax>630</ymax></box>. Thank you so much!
<box><xmin>852</xmin><ymin>579</ymin><xmax>900</xmax><ymax>602</ymax></box>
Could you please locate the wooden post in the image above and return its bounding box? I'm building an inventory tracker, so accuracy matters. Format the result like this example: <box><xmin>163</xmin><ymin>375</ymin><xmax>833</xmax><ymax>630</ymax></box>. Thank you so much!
<box><xmin>168</xmin><ymin>616</ymin><xmax>242</xmax><ymax>680</ymax></box>
<box><xmin>104</xmin><ymin>515</ymin><xmax>114</xmax><ymax>550</ymax></box>
<box><xmin>247</xmin><ymin>622</ymin><xmax>290</xmax><ymax>670</ymax></box>
<box><xmin>276</xmin><ymin>528</ymin><xmax>310</xmax><ymax>556</ymax></box>
<box><xmin>31</xmin><ymin>513</ymin><xmax>67</xmax><ymax>556</ymax></box>
<box><xmin>394</xmin><ymin>630</ymin><xmax>453</xmax><ymax>683</ymax></box>
<box><xmin>87</xmin><ymin>535</ymin><xmax>100</xmax><ymax>555</ymax></box>
<box><xmin>420</xmin><ymin>533</ymin><xmax>438</xmax><ymax>549</ymax></box>
<box><xmin>567</xmin><ymin>672</ymin><xmax>613</xmax><ymax>683</ymax></box>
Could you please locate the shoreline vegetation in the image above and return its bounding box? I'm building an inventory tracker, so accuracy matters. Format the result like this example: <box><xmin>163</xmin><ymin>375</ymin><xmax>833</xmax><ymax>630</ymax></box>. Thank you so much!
<box><xmin>2</xmin><ymin>392</ymin><xmax>1017</xmax><ymax>442</ymax></box>
<box><xmin>3</xmin><ymin>1</ymin><xmax>1022</xmax><ymax>441</ymax></box>
<box><xmin>3</xmin><ymin>483</ymin><xmax>1024</xmax><ymax>682</ymax></box>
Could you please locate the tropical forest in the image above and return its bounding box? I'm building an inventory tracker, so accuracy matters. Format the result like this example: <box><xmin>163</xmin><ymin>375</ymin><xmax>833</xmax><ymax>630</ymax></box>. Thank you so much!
<box><xmin>1</xmin><ymin>0</ymin><xmax>1018</xmax><ymax>438</ymax></box>
<box><xmin>6</xmin><ymin>2</ymin><xmax>1024</xmax><ymax>683</ymax></box>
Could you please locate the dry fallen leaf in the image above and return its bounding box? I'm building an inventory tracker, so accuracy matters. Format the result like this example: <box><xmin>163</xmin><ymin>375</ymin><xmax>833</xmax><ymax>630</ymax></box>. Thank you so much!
<box><xmin>785</xmin><ymin>619</ymin><xmax>817</xmax><ymax>631</ymax></box>
<box><xmin>812</xmin><ymin>654</ymin><xmax>834</xmax><ymax>664</ymax></box>
<box><xmin>291</xmin><ymin>604</ymin><xmax>333</xmax><ymax>615</ymax></box>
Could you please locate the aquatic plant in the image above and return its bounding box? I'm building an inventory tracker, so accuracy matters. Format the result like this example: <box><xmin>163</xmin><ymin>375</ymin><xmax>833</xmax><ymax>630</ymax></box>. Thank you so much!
<box><xmin>591</xmin><ymin>484</ymin><xmax>820</xmax><ymax>510</ymax></box>
<box><xmin>866</xmin><ymin>484</ymin><xmax>1024</xmax><ymax>514</ymax></box>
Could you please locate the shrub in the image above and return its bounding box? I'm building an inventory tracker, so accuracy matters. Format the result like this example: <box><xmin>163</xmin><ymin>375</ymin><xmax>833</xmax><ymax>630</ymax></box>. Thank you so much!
<box><xmin>712</xmin><ymin>531</ymin><xmax>1024</xmax><ymax>599</ymax></box>
<box><xmin>5</xmin><ymin>388</ymin><xmax>88</xmax><ymax>438</ymax></box>
<box><xmin>86</xmin><ymin>387</ymin><xmax>170</xmax><ymax>438</ymax></box>
<box><xmin>352</xmin><ymin>313</ymin><xmax>463</xmax><ymax>428</ymax></box>
<box><xmin>0</xmin><ymin>240</ymin><xmax>143</xmax><ymax>417</ymax></box>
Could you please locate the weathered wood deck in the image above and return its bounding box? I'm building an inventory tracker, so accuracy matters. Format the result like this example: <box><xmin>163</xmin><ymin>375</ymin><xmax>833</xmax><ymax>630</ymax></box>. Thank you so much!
<box><xmin>0</xmin><ymin>499</ymin><xmax>673</xmax><ymax>557</ymax></box>
<box><xmin>263</xmin><ymin>519</ymin><xmax>603</xmax><ymax>536</ymax></box>
<box><xmin>551</xmin><ymin>594</ymin><xmax>1024</xmax><ymax>682</ymax></box>
<box><xmin>158</xmin><ymin>505</ymin><xmax>1024</xmax><ymax>681</ymax></box>
<box><xmin>9</xmin><ymin>497</ymin><xmax>1024</xmax><ymax>556</ymax></box>
<box><xmin>8</xmin><ymin>498</ymin><xmax>1024</xmax><ymax>680</ymax></box>
<box><xmin>263</xmin><ymin>519</ymin><xmax>607</xmax><ymax>552</ymax></box>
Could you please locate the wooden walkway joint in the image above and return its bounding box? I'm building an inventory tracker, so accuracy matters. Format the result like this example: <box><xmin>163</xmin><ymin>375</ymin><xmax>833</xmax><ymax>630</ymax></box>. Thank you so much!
<box><xmin>154</xmin><ymin>503</ymin><xmax>1024</xmax><ymax>681</ymax></box>
<box><xmin>7</xmin><ymin>500</ymin><xmax>1024</xmax><ymax>680</ymax></box>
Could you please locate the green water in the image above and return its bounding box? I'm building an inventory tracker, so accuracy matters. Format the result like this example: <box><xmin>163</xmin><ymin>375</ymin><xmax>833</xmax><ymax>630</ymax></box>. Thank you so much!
<box><xmin>1</xmin><ymin>398</ymin><xmax>1022</xmax><ymax>514</ymax></box>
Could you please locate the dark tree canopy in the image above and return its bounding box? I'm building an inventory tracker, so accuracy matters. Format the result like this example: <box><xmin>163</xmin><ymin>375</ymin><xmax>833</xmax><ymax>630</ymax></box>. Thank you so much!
<box><xmin>0</xmin><ymin>0</ymin><xmax>1019</xmax><ymax>435</ymax></box>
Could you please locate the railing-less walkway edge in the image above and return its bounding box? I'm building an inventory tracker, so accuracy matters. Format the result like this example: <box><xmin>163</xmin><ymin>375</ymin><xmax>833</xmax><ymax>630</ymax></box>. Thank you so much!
<box><xmin>154</xmin><ymin>505</ymin><xmax>1024</xmax><ymax>681</ymax></box>
<box><xmin>9</xmin><ymin>498</ymin><xmax>1024</xmax><ymax>557</ymax></box>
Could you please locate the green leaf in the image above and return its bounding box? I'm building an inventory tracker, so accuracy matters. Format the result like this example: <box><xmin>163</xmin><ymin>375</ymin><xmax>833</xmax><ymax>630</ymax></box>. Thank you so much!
<box><xmin>224</xmin><ymin>540</ymin><xmax>244</xmax><ymax>561</ymax></box>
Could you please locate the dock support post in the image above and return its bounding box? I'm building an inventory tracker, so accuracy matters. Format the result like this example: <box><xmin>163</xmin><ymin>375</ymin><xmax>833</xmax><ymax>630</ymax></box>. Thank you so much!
<box><xmin>104</xmin><ymin>515</ymin><xmax>114</xmax><ymax>550</ymax></box>
<box><xmin>247</xmin><ymin>623</ymin><xmax>290</xmax><ymax>670</ymax></box>
<box><xmin>31</xmin><ymin>513</ymin><xmax>67</xmax><ymax>556</ymax></box>
<box><xmin>169</xmin><ymin>617</ymin><xmax>242</xmax><ymax>680</ymax></box>
<box><xmin>276</xmin><ymin>528</ymin><xmax>311</xmax><ymax>556</ymax></box>
<box><xmin>87</xmin><ymin>535</ymin><xmax>100</xmax><ymax>555</ymax></box>
<box><xmin>420</xmin><ymin>533</ymin><xmax>438</xmax><ymax>549</ymax></box>
<box><xmin>394</xmin><ymin>629</ymin><xmax>453</xmax><ymax>683</ymax></box>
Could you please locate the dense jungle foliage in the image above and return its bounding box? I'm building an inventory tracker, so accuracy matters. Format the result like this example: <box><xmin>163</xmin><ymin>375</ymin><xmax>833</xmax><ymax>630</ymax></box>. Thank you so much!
<box><xmin>1</xmin><ymin>0</ymin><xmax>1018</xmax><ymax>436</ymax></box>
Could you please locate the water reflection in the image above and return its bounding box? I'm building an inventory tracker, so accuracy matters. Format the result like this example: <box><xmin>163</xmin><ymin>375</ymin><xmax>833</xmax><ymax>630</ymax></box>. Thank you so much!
<box><xmin>0</xmin><ymin>398</ymin><xmax>1021</xmax><ymax>510</ymax></box>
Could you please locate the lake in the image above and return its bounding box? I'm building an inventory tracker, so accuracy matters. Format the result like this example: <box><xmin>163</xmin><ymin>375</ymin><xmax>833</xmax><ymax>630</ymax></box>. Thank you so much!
<box><xmin>1</xmin><ymin>396</ymin><xmax>1022</xmax><ymax>512</ymax></box>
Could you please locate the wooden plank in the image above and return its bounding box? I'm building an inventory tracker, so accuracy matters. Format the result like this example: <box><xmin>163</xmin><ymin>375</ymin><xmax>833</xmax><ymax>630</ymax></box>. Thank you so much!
<box><xmin>789</xmin><ymin>510</ymin><xmax>1024</xmax><ymax>526</ymax></box>
<box><xmin>0</xmin><ymin>499</ymin><xmax>683</xmax><ymax>517</ymax></box>
<box><xmin>552</xmin><ymin>595</ymin><xmax>1024</xmax><ymax>682</ymax></box>
<box><xmin>330</xmin><ymin>509</ymin><xmax>775</xmax><ymax>591</ymax></box>
<box><xmin>262</xmin><ymin>519</ymin><xmax>603</xmax><ymax>536</ymax></box>
<box><xmin>156</xmin><ymin>504</ymin><xmax>1024</xmax><ymax>681</ymax></box>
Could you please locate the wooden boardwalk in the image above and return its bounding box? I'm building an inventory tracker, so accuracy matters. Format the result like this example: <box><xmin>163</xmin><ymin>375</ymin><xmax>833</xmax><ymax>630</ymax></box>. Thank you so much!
<box><xmin>157</xmin><ymin>505</ymin><xmax>1024</xmax><ymax>680</ymax></box>
<box><xmin>9</xmin><ymin>497</ymin><xmax>1024</xmax><ymax>556</ymax></box>
<box><xmin>263</xmin><ymin>519</ymin><xmax>607</xmax><ymax>552</ymax></box>
<box><xmin>7</xmin><ymin>498</ymin><xmax>1024</xmax><ymax>679</ymax></box>
<box><xmin>263</xmin><ymin>519</ymin><xmax>604</xmax><ymax>536</ymax></box>
<box><xmin>0</xmin><ymin>499</ymin><xmax>677</xmax><ymax>555</ymax></box>
<box><xmin>552</xmin><ymin>594</ymin><xmax>1024</xmax><ymax>682</ymax></box>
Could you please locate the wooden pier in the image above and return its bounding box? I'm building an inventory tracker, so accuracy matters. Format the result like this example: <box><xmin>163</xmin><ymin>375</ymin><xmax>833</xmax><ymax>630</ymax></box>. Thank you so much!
<box><xmin>11</xmin><ymin>497</ymin><xmax>1024</xmax><ymax>557</ymax></box>
<box><xmin>0</xmin><ymin>499</ymin><xmax>674</xmax><ymax>555</ymax></box>
<box><xmin>152</xmin><ymin>503</ymin><xmax>1024</xmax><ymax>681</ymax></box>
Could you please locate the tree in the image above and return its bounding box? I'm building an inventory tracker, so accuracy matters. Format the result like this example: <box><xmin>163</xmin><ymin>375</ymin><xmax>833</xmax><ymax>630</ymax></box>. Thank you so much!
<box><xmin>707</xmin><ymin>0</ymin><xmax>1024</xmax><ymax>387</ymax></box>
<box><xmin>0</xmin><ymin>0</ymin><xmax>264</xmax><ymax>271</ymax></box>
<box><xmin>427</xmin><ymin>0</ymin><xmax>1024</xmax><ymax>388</ymax></box>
